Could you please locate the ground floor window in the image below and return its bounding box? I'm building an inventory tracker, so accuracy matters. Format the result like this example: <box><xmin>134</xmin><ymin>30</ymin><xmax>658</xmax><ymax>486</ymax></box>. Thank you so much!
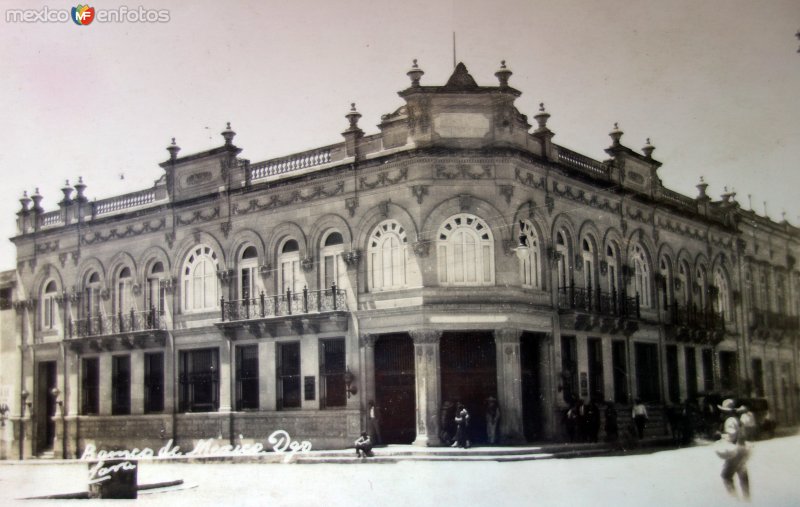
<box><xmin>611</xmin><ymin>340</ymin><xmax>628</xmax><ymax>403</ymax></box>
<box><xmin>587</xmin><ymin>338</ymin><xmax>604</xmax><ymax>402</ymax></box>
<box><xmin>144</xmin><ymin>352</ymin><xmax>164</xmax><ymax>413</ymax></box>
<box><xmin>277</xmin><ymin>342</ymin><xmax>301</xmax><ymax>409</ymax></box>
<box><xmin>719</xmin><ymin>351</ymin><xmax>738</xmax><ymax>392</ymax></box>
<box><xmin>236</xmin><ymin>345</ymin><xmax>259</xmax><ymax>410</ymax></box>
<box><xmin>685</xmin><ymin>347</ymin><xmax>697</xmax><ymax>398</ymax></box>
<box><xmin>752</xmin><ymin>358</ymin><xmax>764</xmax><ymax>397</ymax></box>
<box><xmin>635</xmin><ymin>342</ymin><xmax>660</xmax><ymax>402</ymax></box>
<box><xmin>701</xmin><ymin>349</ymin><xmax>714</xmax><ymax>392</ymax></box>
<box><xmin>320</xmin><ymin>338</ymin><xmax>346</xmax><ymax>408</ymax></box>
<box><xmin>111</xmin><ymin>355</ymin><xmax>131</xmax><ymax>415</ymax></box>
<box><xmin>560</xmin><ymin>336</ymin><xmax>578</xmax><ymax>403</ymax></box>
<box><xmin>666</xmin><ymin>345</ymin><xmax>679</xmax><ymax>404</ymax></box>
<box><xmin>81</xmin><ymin>357</ymin><xmax>99</xmax><ymax>415</ymax></box>
<box><xmin>179</xmin><ymin>348</ymin><xmax>219</xmax><ymax>412</ymax></box>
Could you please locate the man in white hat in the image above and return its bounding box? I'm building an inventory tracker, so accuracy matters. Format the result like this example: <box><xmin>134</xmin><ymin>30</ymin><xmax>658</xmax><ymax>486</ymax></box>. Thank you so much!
<box><xmin>714</xmin><ymin>398</ymin><xmax>750</xmax><ymax>500</ymax></box>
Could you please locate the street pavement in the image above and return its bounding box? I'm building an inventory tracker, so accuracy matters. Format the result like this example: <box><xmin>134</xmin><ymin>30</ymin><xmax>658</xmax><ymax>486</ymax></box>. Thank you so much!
<box><xmin>1</xmin><ymin>433</ymin><xmax>798</xmax><ymax>506</ymax></box>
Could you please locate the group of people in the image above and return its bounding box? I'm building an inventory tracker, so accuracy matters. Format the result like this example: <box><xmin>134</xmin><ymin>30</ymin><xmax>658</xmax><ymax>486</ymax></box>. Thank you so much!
<box><xmin>440</xmin><ymin>397</ymin><xmax>501</xmax><ymax>448</ymax></box>
<box><xmin>563</xmin><ymin>398</ymin><xmax>650</xmax><ymax>444</ymax></box>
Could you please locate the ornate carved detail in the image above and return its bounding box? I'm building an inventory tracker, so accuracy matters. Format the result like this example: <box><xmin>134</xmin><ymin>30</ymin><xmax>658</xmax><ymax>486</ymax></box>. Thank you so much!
<box><xmin>159</xmin><ymin>277</ymin><xmax>175</xmax><ymax>293</ymax></box>
<box><xmin>493</xmin><ymin>328</ymin><xmax>522</xmax><ymax>343</ymax></box>
<box><xmin>82</xmin><ymin>217</ymin><xmax>167</xmax><ymax>245</ymax></box>
<box><xmin>600</xmin><ymin>260</ymin><xmax>608</xmax><ymax>275</ymax></box>
<box><xmin>626</xmin><ymin>171</ymin><xmax>645</xmax><ymax>184</ymax></box>
<box><xmin>458</xmin><ymin>194</ymin><xmax>473</xmax><ymax>212</ymax></box>
<box><xmin>300</xmin><ymin>257</ymin><xmax>314</xmax><ymax>273</ymax></box>
<box><xmin>410</xmin><ymin>329</ymin><xmax>442</xmax><ymax>344</ymax></box>
<box><xmin>217</xmin><ymin>268</ymin><xmax>235</xmax><ymax>283</ymax></box>
<box><xmin>359</xmin><ymin>167</ymin><xmax>408</xmax><ymax>190</ymax></box>
<box><xmin>412</xmin><ymin>240</ymin><xmax>430</xmax><ymax>257</ymax></box>
<box><xmin>411</xmin><ymin>185</ymin><xmax>429</xmax><ymax>205</ymax></box>
<box><xmin>235</xmin><ymin>181</ymin><xmax>346</xmax><ymax>216</ymax></box>
<box><xmin>165</xmin><ymin>232</ymin><xmax>176</xmax><ymax>249</ymax></box>
<box><xmin>435</xmin><ymin>164</ymin><xmax>492</xmax><ymax>180</ymax></box>
<box><xmin>100</xmin><ymin>288</ymin><xmax>110</xmax><ymax>301</ymax></box>
<box><xmin>552</xmin><ymin>181</ymin><xmax>620</xmax><ymax>214</ymax></box>
<box><xmin>620</xmin><ymin>218</ymin><xmax>628</xmax><ymax>235</ymax></box>
<box><xmin>345</xmin><ymin>196</ymin><xmax>358</xmax><ymax>218</ymax></box>
<box><xmin>652</xmin><ymin>227</ymin><xmax>660</xmax><ymax>244</ymax></box>
<box><xmin>58</xmin><ymin>252</ymin><xmax>68</xmax><ymax>267</ymax></box>
<box><xmin>132</xmin><ymin>283</ymin><xmax>142</xmax><ymax>296</ymax></box>
<box><xmin>574</xmin><ymin>255</ymin><xmax>583</xmax><ymax>271</ymax></box>
<box><xmin>185</xmin><ymin>171</ymin><xmax>212</xmax><ymax>186</ymax></box>
<box><xmin>502</xmin><ymin>239</ymin><xmax>517</xmax><ymax>257</ymax></box>
<box><xmin>220</xmin><ymin>221</ymin><xmax>232</xmax><ymax>239</ymax></box>
<box><xmin>176</xmin><ymin>207</ymin><xmax>220</xmax><ymax>226</ymax></box>
<box><xmin>514</xmin><ymin>167</ymin><xmax>546</xmax><ymax>190</ymax></box>
<box><xmin>545</xmin><ymin>195</ymin><xmax>555</xmax><ymax>215</ymax></box>
<box><xmin>378</xmin><ymin>200</ymin><xmax>390</xmax><ymax>218</ymax></box>
<box><xmin>499</xmin><ymin>185</ymin><xmax>514</xmax><ymax>205</ymax></box>
<box><xmin>36</xmin><ymin>240</ymin><xmax>60</xmax><ymax>254</ymax></box>
<box><xmin>28</xmin><ymin>258</ymin><xmax>37</xmax><ymax>271</ymax></box>
<box><xmin>359</xmin><ymin>333</ymin><xmax>378</xmax><ymax>348</ymax></box>
<box><xmin>259</xmin><ymin>264</ymin><xmax>272</xmax><ymax>277</ymax></box>
<box><xmin>343</xmin><ymin>250</ymin><xmax>361</xmax><ymax>268</ymax></box>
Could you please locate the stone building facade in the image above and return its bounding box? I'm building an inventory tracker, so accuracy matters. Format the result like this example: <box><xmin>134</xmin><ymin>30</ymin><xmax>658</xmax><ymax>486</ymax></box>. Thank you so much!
<box><xmin>4</xmin><ymin>61</ymin><xmax>799</xmax><ymax>458</ymax></box>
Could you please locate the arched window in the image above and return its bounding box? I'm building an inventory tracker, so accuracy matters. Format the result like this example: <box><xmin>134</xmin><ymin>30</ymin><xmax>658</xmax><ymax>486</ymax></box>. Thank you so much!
<box><xmin>696</xmin><ymin>266</ymin><xmax>708</xmax><ymax>310</ymax></box>
<box><xmin>714</xmin><ymin>268</ymin><xmax>731</xmax><ymax>317</ymax></box>
<box><xmin>369</xmin><ymin>220</ymin><xmax>408</xmax><ymax>291</ymax></box>
<box><xmin>606</xmin><ymin>244</ymin><xmax>619</xmax><ymax>295</ymax></box>
<box><xmin>182</xmin><ymin>246</ymin><xmax>219</xmax><ymax>312</ymax></box>
<box><xmin>42</xmin><ymin>280</ymin><xmax>58</xmax><ymax>330</ymax></box>
<box><xmin>632</xmin><ymin>245</ymin><xmax>651</xmax><ymax>308</ymax></box>
<box><xmin>582</xmin><ymin>238</ymin><xmax>596</xmax><ymax>291</ymax></box>
<box><xmin>321</xmin><ymin>232</ymin><xmax>345</xmax><ymax>290</ymax></box>
<box><xmin>84</xmin><ymin>271</ymin><xmax>102</xmax><ymax>319</ymax></box>
<box><xmin>437</xmin><ymin>214</ymin><xmax>494</xmax><ymax>286</ymax></box>
<box><xmin>519</xmin><ymin>221</ymin><xmax>541</xmax><ymax>289</ymax></box>
<box><xmin>659</xmin><ymin>258</ymin><xmax>671</xmax><ymax>309</ymax></box>
<box><xmin>114</xmin><ymin>266</ymin><xmax>132</xmax><ymax>316</ymax></box>
<box><xmin>279</xmin><ymin>239</ymin><xmax>305</xmax><ymax>294</ymax></box>
<box><xmin>556</xmin><ymin>231</ymin><xmax>570</xmax><ymax>290</ymax></box>
<box><xmin>146</xmin><ymin>261</ymin><xmax>165</xmax><ymax>314</ymax></box>
<box><xmin>678</xmin><ymin>261</ymin><xmax>690</xmax><ymax>307</ymax></box>
<box><xmin>239</xmin><ymin>246</ymin><xmax>260</xmax><ymax>300</ymax></box>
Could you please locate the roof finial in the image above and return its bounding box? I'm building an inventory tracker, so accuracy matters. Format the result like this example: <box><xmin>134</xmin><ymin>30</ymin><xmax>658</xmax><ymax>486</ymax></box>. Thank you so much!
<box><xmin>345</xmin><ymin>103</ymin><xmax>362</xmax><ymax>130</ymax></box>
<box><xmin>167</xmin><ymin>137</ymin><xmax>181</xmax><ymax>161</ymax></box>
<box><xmin>495</xmin><ymin>60</ymin><xmax>512</xmax><ymax>88</ymax></box>
<box><xmin>609</xmin><ymin>123</ymin><xmax>623</xmax><ymax>147</ymax></box>
<box><xmin>407</xmin><ymin>58</ymin><xmax>425</xmax><ymax>87</ymax></box>
<box><xmin>642</xmin><ymin>138</ymin><xmax>655</xmax><ymax>158</ymax></box>
<box><xmin>534</xmin><ymin>102</ymin><xmax>551</xmax><ymax>132</ymax></box>
<box><xmin>221</xmin><ymin>122</ymin><xmax>236</xmax><ymax>146</ymax></box>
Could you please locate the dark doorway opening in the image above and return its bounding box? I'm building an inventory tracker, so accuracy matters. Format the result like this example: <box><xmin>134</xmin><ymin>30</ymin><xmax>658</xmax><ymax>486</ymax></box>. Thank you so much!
<box><xmin>441</xmin><ymin>331</ymin><xmax>497</xmax><ymax>444</ymax></box>
<box><xmin>521</xmin><ymin>332</ymin><xmax>545</xmax><ymax>441</ymax></box>
<box><xmin>36</xmin><ymin>361</ymin><xmax>57</xmax><ymax>453</ymax></box>
<box><xmin>374</xmin><ymin>334</ymin><xmax>415</xmax><ymax>444</ymax></box>
<box><xmin>635</xmin><ymin>342</ymin><xmax>660</xmax><ymax>402</ymax></box>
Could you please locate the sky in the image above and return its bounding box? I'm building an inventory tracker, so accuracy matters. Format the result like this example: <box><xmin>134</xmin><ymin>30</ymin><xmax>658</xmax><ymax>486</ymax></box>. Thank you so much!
<box><xmin>0</xmin><ymin>0</ymin><xmax>798</xmax><ymax>269</ymax></box>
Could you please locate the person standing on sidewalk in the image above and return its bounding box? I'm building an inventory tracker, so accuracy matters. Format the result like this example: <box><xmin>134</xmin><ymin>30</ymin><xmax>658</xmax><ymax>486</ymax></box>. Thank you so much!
<box><xmin>368</xmin><ymin>400</ymin><xmax>382</xmax><ymax>446</ymax></box>
<box><xmin>453</xmin><ymin>403</ymin><xmax>470</xmax><ymax>448</ymax></box>
<box><xmin>714</xmin><ymin>399</ymin><xmax>751</xmax><ymax>500</ymax></box>
<box><xmin>632</xmin><ymin>399</ymin><xmax>649</xmax><ymax>440</ymax></box>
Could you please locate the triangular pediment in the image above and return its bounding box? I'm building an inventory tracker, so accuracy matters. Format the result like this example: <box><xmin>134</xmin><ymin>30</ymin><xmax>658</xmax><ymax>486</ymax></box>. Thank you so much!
<box><xmin>443</xmin><ymin>62</ymin><xmax>479</xmax><ymax>91</ymax></box>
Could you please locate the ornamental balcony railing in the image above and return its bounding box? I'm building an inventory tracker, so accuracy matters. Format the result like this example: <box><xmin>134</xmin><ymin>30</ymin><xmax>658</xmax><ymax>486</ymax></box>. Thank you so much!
<box><xmin>93</xmin><ymin>188</ymin><xmax>158</xmax><ymax>217</ymax></box>
<box><xmin>220</xmin><ymin>284</ymin><xmax>347</xmax><ymax>322</ymax></box>
<box><xmin>556</xmin><ymin>147</ymin><xmax>610</xmax><ymax>180</ymax></box>
<box><xmin>750</xmin><ymin>310</ymin><xmax>799</xmax><ymax>332</ymax></box>
<box><xmin>69</xmin><ymin>308</ymin><xmax>166</xmax><ymax>338</ymax></box>
<box><xmin>667</xmin><ymin>302</ymin><xmax>725</xmax><ymax>331</ymax></box>
<box><xmin>557</xmin><ymin>285</ymin><xmax>640</xmax><ymax>319</ymax></box>
<box><xmin>249</xmin><ymin>146</ymin><xmax>334</xmax><ymax>182</ymax></box>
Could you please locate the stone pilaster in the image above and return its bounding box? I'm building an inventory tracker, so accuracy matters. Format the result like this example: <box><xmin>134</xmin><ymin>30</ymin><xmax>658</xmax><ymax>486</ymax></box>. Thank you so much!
<box><xmin>409</xmin><ymin>329</ymin><xmax>442</xmax><ymax>447</ymax></box>
<box><xmin>494</xmin><ymin>328</ymin><xmax>524</xmax><ymax>443</ymax></box>
<box><xmin>359</xmin><ymin>333</ymin><xmax>378</xmax><ymax>414</ymax></box>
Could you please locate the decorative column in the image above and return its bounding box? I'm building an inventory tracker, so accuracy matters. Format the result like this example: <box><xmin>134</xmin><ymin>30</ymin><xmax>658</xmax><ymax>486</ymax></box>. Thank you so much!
<box><xmin>494</xmin><ymin>328</ymin><xmax>524</xmax><ymax>443</ymax></box>
<box><xmin>409</xmin><ymin>329</ymin><xmax>442</xmax><ymax>447</ymax></box>
<box><xmin>359</xmin><ymin>333</ymin><xmax>377</xmax><ymax>418</ymax></box>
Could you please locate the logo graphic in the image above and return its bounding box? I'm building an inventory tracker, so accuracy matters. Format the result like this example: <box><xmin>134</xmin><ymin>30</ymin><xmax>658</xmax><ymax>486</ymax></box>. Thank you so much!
<box><xmin>71</xmin><ymin>4</ymin><xmax>95</xmax><ymax>25</ymax></box>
